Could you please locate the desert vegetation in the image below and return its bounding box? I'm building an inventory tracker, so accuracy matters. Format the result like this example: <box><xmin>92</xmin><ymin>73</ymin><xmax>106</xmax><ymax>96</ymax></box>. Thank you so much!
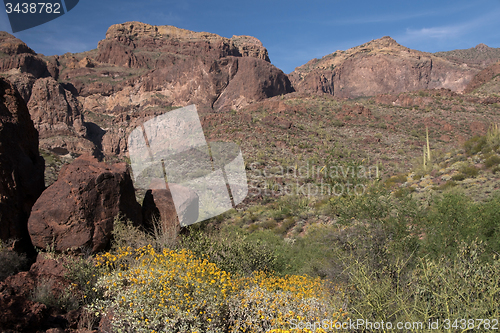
<box><xmin>4</xmin><ymin>130</ymin><xmax>497</xmax><ymax>332</ymax></box>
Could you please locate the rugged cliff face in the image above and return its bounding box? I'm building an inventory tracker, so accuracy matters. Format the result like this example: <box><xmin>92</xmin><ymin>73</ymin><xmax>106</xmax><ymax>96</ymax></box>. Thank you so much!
<box><xmin>95</xmin><ymin>22</ymin><xmax>270</xmax><ymax>68</ymax></box>
<box><xmin>289</xmin><ymin>36</ymin><xmax>479</xmax><ymax>98</ymax></box>
<box><xmin>0</xmin><ymin>78</ymin><xmax>45</xmax><ymax>254</ymax></box>
<box><xmin>0</xmin><ymin>22</ymin><xmax>294</xmax><ymax>159</ymax></box>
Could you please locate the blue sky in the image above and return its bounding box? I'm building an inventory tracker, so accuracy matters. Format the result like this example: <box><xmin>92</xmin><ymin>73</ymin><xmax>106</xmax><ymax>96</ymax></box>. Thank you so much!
<box><xmin>1</xmin><ymin>0</ymin><xmax>500</xmax><ymax>73</ymax></box>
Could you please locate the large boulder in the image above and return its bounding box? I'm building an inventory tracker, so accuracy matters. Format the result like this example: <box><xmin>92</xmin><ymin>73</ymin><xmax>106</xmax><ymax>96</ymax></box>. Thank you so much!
<box><xmin>142</xmin><ymin>181</ymin><xmax>199</xmax><ymax>234</ymax></box>
<box><xmin>0</xmin><ymin>78</ymin><xmax>45</xmax><ymax>254</ymax></box>
<box><xmin>28</xmin><ymin>155</ymin><xmax>142</xmax><ymax>253</ymax></box>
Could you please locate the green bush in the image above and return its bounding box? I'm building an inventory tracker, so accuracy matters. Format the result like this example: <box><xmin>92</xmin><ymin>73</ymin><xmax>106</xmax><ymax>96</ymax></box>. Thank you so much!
<box><xmin>459</xmin><ymin>164</ymin><xmax>479</xmax><ymax>178</ymax></box>
<box><xmin>342</xmin><ymin>241</ymin><xmax>500</xmax><ymax>326</ymax></box>
<box><xmin>180</xmin><ymin>227</ymin><xmax>288</xmax><ymax>276</ymax></box>
<box><xmin>64</xmin><ymin>256</ymin><xmax>104</xmax><ymax>305</ymax></box>
<box><xmin>484</xmin><ymin>154</ymin><xmax>500</xmax><ymax>168</ymax></box>
<box><xmin>0</xmin><ymin>240</ymin><xmax>29</xmax><ymax>281</ymax></box>
<box><xmin>30</xmin><ymin>277</ymin><xmax>80</xmax><ymax>312</ymax></box>
<box><xmin>414</xmin><ymin>241</ymin><xmax>500</xmax><ymax>321</ymax></box>
<box><xmin>464</xmin><ymin>135</ymin><xmax>487</xmax><ymax>155</ymax></box>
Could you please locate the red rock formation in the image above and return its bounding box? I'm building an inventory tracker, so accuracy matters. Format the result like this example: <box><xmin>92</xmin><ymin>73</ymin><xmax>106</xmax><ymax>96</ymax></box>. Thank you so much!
<box><xmin>0</xmin><ymin>32</ymin><xmax>51</xmax><ymax>78</ymax></box>
<box><xmin>27</xmin><ymin>77</ymin><xmax>87</xmax><ymax>138</ymax></box>
<box><xmin>290</xmin><ymin>36</ymin><xmax>479</xmax><ymax>98</ymax></box>
<box><xmin>0</xmin><ymin>78</ymin><xmax>45</xmax><ymax>254</ymax></box>
<box><xmin>96</xmin><ymin>22</ymin><xmax>270</xmax><ymax>69</ymax></box>
<box><xmin>28</xmin><ymin>155</ymin><xmax>142</xmax><ymax>253</ymax></box>
<box><xmin>464</xmin><ymin>61</ymin><xmax>500</xmax><ymax>93</ymax></box>
<box><xmin>0</xmin><ymin>253</ymin><xmax>79</xmax><ymax>332</ymax></box>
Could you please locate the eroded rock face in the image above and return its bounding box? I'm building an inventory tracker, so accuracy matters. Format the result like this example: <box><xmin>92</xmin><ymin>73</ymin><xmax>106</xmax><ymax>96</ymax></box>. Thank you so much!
<box><xmin>28</xmin><ymin>155</ymin><xmax>142</xmax><ymax>253</ymax></box>
<box><xmin>0</xmin><ymin>32</ymin><xmax>50</xmax><ymax>78</ymax></box>
<box><xmin>289</xmin><ymin>36</ymin><xmax>479</xmax><ymax>98</ymax></box>
<box><xmin>26</xmin><ymin>76</ymin><xmax>97</xmax><ymax>157</ymax></box>
<box><xmin>96</xmin><ymin>22</ymin><xmax>270</xmax><ymax>69</ymax></box>
<box><xmin>27</xmin><ymin>77</ymin><xmax>86</xmax><ymax>138</ymax></box>
<box><xmin>465</xmin><ymin>61</ymin><xmax>500</xmax><ymax>93</ymax></box>
<box><xmin>0</xmin><ymin>78</ymin><xmax>45</xmax><ymax>254</ymax></box>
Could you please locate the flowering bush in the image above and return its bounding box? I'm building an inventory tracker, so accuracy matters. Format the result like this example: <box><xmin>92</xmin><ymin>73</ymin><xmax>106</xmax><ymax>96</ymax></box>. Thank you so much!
<box><xmin>89</xmin><ymin>245</ymin><xmax>345</xmax><ymax>333</ymax></box>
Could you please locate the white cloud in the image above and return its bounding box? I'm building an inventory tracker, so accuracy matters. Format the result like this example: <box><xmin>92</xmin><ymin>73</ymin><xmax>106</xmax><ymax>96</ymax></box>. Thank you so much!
<box><xmin>397</xmin><ymin>7</ymin><xmax>500</xmax><ymax>45</ymax></box>
<box><xmin>404</xmin><ymin>26</ymin><xmax>463</xmax><ymax>40</ymax></box>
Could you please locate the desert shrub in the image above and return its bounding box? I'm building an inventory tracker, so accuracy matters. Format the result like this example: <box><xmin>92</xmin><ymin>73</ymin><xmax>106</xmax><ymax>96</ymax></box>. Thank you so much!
<box><xmin>451</xmin><ymin>173</ymin><xmax>466</xmax><ymax>181</ymax></box>
<box><xmin>328</xmin><ymin>185</ymin><xmax>391</xmax><ymax>224</ymax></box>
<box><xmin>30</xmin><ymin>277</ymin><xmax>80</xmax><ymax>311</ymax></box>
<box><xmin>0</xmin><ymin>240</ymin><xmax>29</xmax><ymax>281</ymax></box>
<box><xmin>414</xmin><ymin>241</ymin><xmax>500</xmax><ymax>321</ymax></box>
<box><xmin>464</xmin><ymin>135</ymin><xmax>487</xmax><ymax>155</ymax></box>
<box><xmin>261</xmin><ymin>218</ymin><xmax>278</xmax><ymax>230</ymax></box>
<box><xmin>459</xmin><ymin>164</ymin><xmax>479</xmax><ymax>178</ymax></box>
<box><xmin>484</xmin><ymin>154</ymin><xmax>500</xmax><ymax>168</ymax></box>
<box><xmin>422</xmin><ymin>192</ymin><xmax>475</xmax><ymax>258</ymax></box>
<box><xmin>434</xmin><ymin>180</ymin><xmax>457</xmax><ymax>191</ymax></box>
<box><xmin>273</xmin><ymin>217</ymin><xmax>296</xmax><ymax>236</ymax></box>
<box><xmin>384</xmin><ymin>173</ymin><xmax>407</xmax><ymax>189</ymax></box>
<box><xmin>180</xmin><ymin>228</ymin><xmax>287</xmax><ymax>276</ymax></box>
<box><xmin>64</xmin><ymin>256</ymin><xmax>104</xmax><ymax>305</ymax></box>
<box><xmin>421</xmin><ymin>192</ymin><xmax>500</xmax><ymax>260</ymax></box>
<box><xmin>90</xmin><ymin>245</ymin><xmax>344</xmax><ymax>333</ymax></box>
<box><xmin>341</xmin><ymin>241</ymin><xmax>500</xmax><ymax>327</ymax></box>
<box><xmin>111</xmin><ymin>215</ymin><xmax>154</xmax><ymax>251</ymax></box>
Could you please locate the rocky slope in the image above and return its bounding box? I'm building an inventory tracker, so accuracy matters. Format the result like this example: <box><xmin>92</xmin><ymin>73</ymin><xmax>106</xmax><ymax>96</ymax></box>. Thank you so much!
<box><xmin>289</xmin><ymin>36</ymin><xmax>480</xmax><ymax>98</ymax></box>
<box><xmin>1</xmin><ymin>22</ymin><xmax>294</xmax><ymax>162</ymax></box>
<box><xmin>434</xmin><ymin>43</ymin><xmax>500</xmax><ymax>69</ymax></box>
<box><xmin>464</xmin><ymin>61</ymin><xmax>500</xmax><ymax>94</ymax></box>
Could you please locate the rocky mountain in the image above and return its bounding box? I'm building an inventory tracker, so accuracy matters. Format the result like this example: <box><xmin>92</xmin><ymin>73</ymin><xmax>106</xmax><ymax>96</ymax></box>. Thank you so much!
<box><xmin>434</xmin><ymin>43</ymin><xmax>500</xmax><ymax>69</ymax></box>
<box><xmin>1</xmin><ymin>22</ymin><xmax>294</xmax><ymax>161</ymax></box>
<box><xmin>289</xmin><ymin>36</ymin><xmax>480</xmax><ymax>98</ymax></box>
<box><xmin>1</xmin><ymin>23</ymin><xmax>499</xmax><ymax>175</ymax></box>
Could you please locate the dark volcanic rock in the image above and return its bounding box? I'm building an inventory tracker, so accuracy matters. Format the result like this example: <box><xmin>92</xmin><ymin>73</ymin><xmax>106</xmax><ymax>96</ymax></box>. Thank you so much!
<box><xmin>0</xmin><ymin>282</ymin><xmax>49</xmax><ymax>332</ymax></box>
<box><xmin>0</xmin><ymin>78</ymin><xmax>45</xmax><ymax>254</ymax></box>
<box><xmin>0</xmin><ymin>253</ymin><xmax>77</xmax><ymax>332</ymax></box>
<box><xmin>142</xmin><ymin>181</ymin><xmax>199</xmax><ymax>232</ymax></box>
<box><xmin>28</xmin><ymin>155</ymin><xmax>142</xmax><ymax>253</ymax></box>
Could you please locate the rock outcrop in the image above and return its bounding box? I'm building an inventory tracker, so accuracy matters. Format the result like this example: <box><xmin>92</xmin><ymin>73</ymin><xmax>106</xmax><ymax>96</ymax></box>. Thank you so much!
<box><xmin>28</xmin><ymin>155</ymin><xmax>142</xmax><ymax>253</ymax></box>
<box><xmin>464</xmin><ymin>61</ymin><xmax>500</xmax><ymax>93</ymax></box>
<box><xmin>0</xmin><ymin>32</ymin><xmax>51</xmax><ymax>78</ymax></box>
<box><xmin>289</xmin><ymin>36</ymin><xmax>479</xmax><ymax>98</ymax></box>
<box><xmin>0</xmin><ymin>78</ymin><xmax>45</xmax><ymax>254</ymax></box>
<box><xmin>0</xmin><ymin>253</ymin><xmax>79</xmax><ymax>332</ymax></box>
<box><xmin>142</xmin><ymin>182</ymin><xmax>199</xmax><ymax>233</ymax></box>
<box><xmin>96</xmin><ymin>22</ymin><xmax>270</xmax><ymax>68</ymax></box>
<box><xmin>434</xmin><ymin>43</ymin><xmax>500</xmax><ymax>69</ymax></box>
<box><xmin>27</xmin><ymin>77</ymin><xmax>87</xmax><ymax>138</ymax></box>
